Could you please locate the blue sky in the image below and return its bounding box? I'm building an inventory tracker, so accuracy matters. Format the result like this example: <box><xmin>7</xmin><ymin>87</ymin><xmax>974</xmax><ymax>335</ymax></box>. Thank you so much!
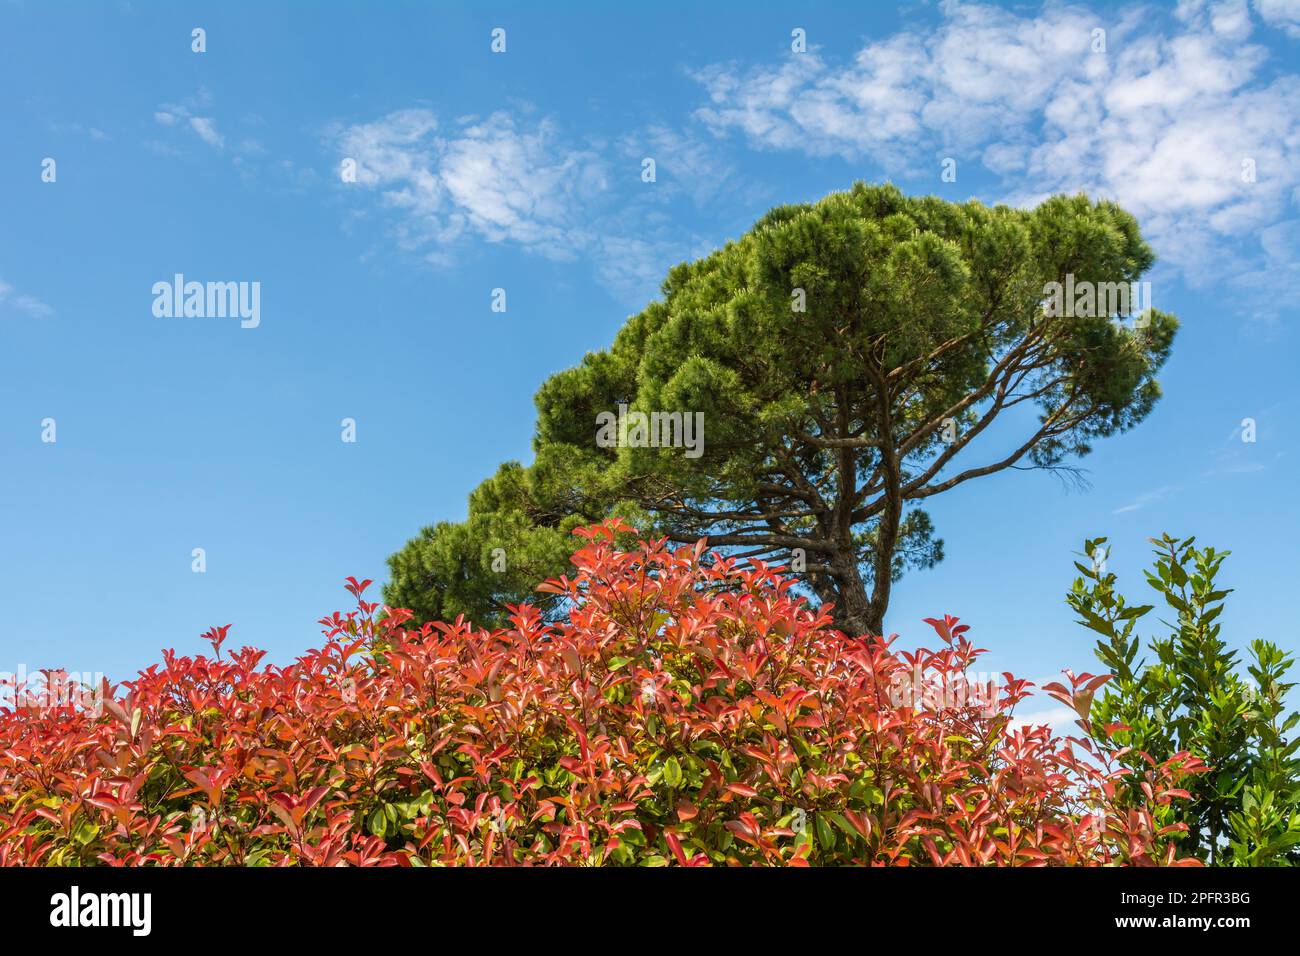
<box><xmin>2</xmin><ymin>0</ymin><xmax>1298</xmax><ymax>725</ymax></box>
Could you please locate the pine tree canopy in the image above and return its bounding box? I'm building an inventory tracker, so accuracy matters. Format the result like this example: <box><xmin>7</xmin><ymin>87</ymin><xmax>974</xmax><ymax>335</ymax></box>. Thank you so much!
<box><xmin>386</xmin><ymin>182</ymin><xmax>1177</xmax><ymax>635</ymax></box>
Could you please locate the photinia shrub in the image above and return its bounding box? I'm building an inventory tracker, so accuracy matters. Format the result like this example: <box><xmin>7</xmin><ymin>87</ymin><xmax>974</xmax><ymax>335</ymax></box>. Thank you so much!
<box><xmin>0</xmin><ymin>521</ymin><xmax>1205</xmax><ymax>866</ymax></box>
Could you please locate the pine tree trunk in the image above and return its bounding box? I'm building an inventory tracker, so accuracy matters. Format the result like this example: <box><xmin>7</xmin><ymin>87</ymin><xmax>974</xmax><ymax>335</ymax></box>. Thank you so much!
<box><xmin>827</xmin><ymin>557</ymin><xmax>879</xmax><ymax>639</ymax></box>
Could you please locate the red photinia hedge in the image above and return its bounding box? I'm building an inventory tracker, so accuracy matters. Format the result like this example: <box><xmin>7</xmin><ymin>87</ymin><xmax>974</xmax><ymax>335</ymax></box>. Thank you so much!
<box><xmin>0</xmin><ymin>521</ymin><xmax>1206</xmax><ymax>866</ymax></box>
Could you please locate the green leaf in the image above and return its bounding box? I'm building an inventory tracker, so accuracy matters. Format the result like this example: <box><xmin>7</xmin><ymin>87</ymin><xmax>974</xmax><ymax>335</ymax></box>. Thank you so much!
<box><xmin>828</xmin><ymin>812</ymin><xmax>858</xmax><ymax>840</ymax></box>
<box><xmin>815</xmin><ymin>814</ymin><xmax>836</xmax><ymax>851</ymax></box>
<box><xmin>663</xmin><ymin>757</ymin><xmax>683</xmax><ymax>788</ymax></box>
<box><xmin>73</xmin><ymin>820</ymin><xmax>100</xmax><ymax>846</ymax></box>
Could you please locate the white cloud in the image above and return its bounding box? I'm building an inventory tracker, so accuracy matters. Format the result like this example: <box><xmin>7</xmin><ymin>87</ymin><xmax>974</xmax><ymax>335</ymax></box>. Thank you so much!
<box><xmin>692</xmin><ymin>4</ymin><xmax>1110</xmax><ymax>162</ymax></box>
<box><xmin>153</xmin><ymin>89</ymin><xmax>227</xmax><ymax>151</ymax></box>
<box><xmin>0</xmin><ymin>279</ymin><xmax>53</xmax><ymax>318</ymax></box>
<box><xmin>335</xmin><ymin>109</ymin><xmax>607</xmax><ymax>259</ymax></box>
<box><xmin>1178</xmin><ymin>0</ymin><xmax>1256</xmax><ymax>40</ymax></box>
<box><xmin>188</xmin><ymin>116</ymin><xmax>224</xmax><ymax>149</ymax></box>
<box><xmin>332</xmin><ymin>109</ymin><xmax>723</xmax><ymax>302</ymax></box>
<box><xmin>443</xmin><ymin>116</ymin><xmax>607</xmax><ymax>251</ymax></box>
<box><xmin>1112</xmin><ymin>484</ymin><xmax>1181</xmax><ymax>514</ymax></box>
<box><xmin>620</xmin><ymin>123</ymin><xmax>748</xmax><ymax>208</ymax></box>
<box><xmin>1254</xmin><ymin>0</ymin><xmax>1300</xmax><ymax>36</ymax></box>
<box><xmin>691</xmin><ymin>2</ymin><xmax>1300</xmax><ymax>307</ymax></box>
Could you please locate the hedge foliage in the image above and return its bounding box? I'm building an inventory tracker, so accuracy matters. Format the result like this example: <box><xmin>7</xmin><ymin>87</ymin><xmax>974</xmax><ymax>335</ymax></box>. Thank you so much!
<box><xmin>0</xmin><ymin>522</ymin><xmax>1203</xmax><ymax>866</ymax></box>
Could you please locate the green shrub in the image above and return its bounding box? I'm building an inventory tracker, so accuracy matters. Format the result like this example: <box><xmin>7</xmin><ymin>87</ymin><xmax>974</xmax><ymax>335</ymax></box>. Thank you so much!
<box><xmin>1069</xmin><ymin>533</ymin><xmax>1300</xmax><ymax>865</ymax></box>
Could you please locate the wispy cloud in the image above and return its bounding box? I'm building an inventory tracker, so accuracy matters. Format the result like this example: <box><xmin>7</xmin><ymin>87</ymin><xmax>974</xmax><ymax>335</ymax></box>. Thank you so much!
<box><xmin>1202</xmin><ymin>405</ymin><xmax>1282</xmax><ymax>476</ymax></box>
<box><xmin>324</xmin><ymin>2</ymin><xmax>1300</xmax><ymax>307</ymax></box>
<box><xmin>329</xmin><ymin>108</ymin><xmax>721</xmax><ymax>301</ymax></box>
<box><xmin>187</xmin><ymin>116</ymin><xmax>224</xmax><ymax>149</ymax></box>
<box><xmin>334</xmin><ymin>108</ymin><xmax>606</xmax><ymax>258</ymax></box>
<box><xmin>1253</xmin><ymin>0</ymin><xmax>1300</xmax><ymax>37</ymax></box>
<box><xmin>49</xmin><ymin>121</ymin><xmax>110</xmax><ymax>142</ymax></box>
<box><xmin>152</xmin><ymin>88</ymin><xmax>269</xmax><ymax>160</ymax></box>
<box><xmin>690</xmin><ymin>1</ymin><xmax>1300</xmax><ymax>308</ymax></box>
<box><xmin>1113</xmin><ymin>483</ymin><xmax>1181</xmax><ymax>514</ymax></box>
<box><xmin>154</xmin><ymin>88</ymin><xmax>225</xmax><ymax>150</ymax></box>
<box><xmin>0</xmin><ymin>278</ymin><xmax>53</xmax><ymax>318</ymax></box>
<box><xmin>619</xmin><ymin>123</ymin><xmax>747</xmax><ymax>208</ymax></box>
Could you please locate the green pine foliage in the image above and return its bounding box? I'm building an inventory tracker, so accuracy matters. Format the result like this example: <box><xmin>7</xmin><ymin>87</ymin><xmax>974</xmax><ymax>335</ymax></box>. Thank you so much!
<box><xmin>389</xmin><ymin>182</ymin><xmax>1177</xmax><ymax>635</ymax></box>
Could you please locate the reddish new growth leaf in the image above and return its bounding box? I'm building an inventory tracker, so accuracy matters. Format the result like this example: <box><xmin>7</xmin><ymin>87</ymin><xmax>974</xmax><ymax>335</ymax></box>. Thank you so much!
<box><xmin>200</xmin><ymin>624</ymin><xmax>232</xmax><ymax>659</ymax></box>
<box><xmin>0</xmin><ymin>521</ymin><xmax>1205</xmax><ymax>867</ymax></box>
